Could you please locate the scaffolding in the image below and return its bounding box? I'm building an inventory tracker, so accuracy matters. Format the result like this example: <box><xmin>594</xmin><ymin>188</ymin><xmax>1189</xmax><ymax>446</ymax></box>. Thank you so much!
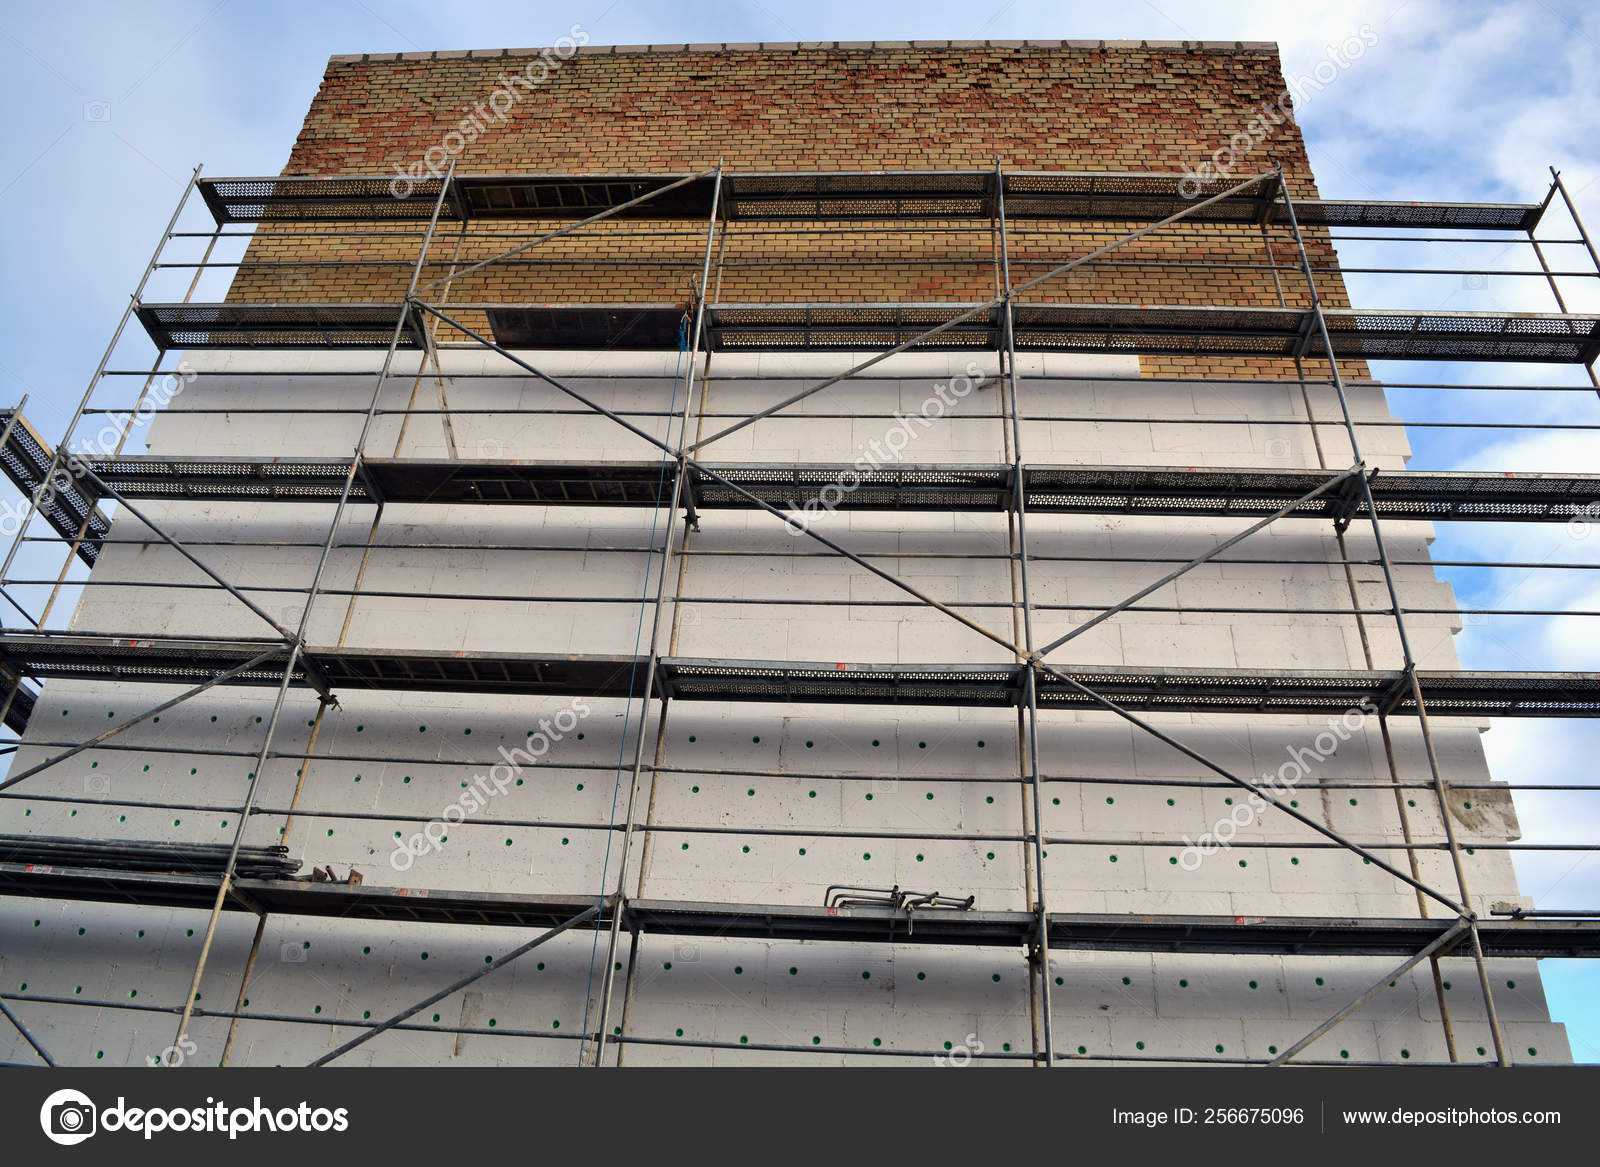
<box><xmin>2</xmin><ymin>161</ymin><xmax>1599</xmax><ymax>1068</ymax></box>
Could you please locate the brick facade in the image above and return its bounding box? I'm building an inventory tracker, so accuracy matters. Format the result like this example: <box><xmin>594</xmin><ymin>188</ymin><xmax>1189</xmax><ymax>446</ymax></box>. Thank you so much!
<box><xmin>232</xmin><ymin>41</ymin><xmax>1363</xmax><ymax>379</ymax></box>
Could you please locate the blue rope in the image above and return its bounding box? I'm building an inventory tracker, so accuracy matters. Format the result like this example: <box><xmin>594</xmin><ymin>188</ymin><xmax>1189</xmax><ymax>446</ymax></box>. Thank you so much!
<box><xmin>576</xmin><ymin>317</ymin><xmax>690</xmax><ymax>1062</ymax></box>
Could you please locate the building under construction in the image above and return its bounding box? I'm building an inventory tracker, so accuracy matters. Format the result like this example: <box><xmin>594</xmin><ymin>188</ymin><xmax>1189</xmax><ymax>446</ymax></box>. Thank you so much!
<box><xmin>1</xmin><ymin>39</ymin><xmax>1598</xmax><ymax>1067</ymax></box>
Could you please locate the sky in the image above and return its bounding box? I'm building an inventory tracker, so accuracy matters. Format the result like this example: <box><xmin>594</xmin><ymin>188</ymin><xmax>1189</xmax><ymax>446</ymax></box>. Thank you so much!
<box><xmin>0</xmin><ymin>0</ymin><xmax>1596</xmax><ymax>1062</ymax></box>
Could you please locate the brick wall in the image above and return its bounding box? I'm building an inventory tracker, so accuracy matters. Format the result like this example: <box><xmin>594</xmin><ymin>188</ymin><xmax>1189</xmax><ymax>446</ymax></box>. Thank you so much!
<box><xmin>233</xmin><ymin>40</ymin><xmax>1364</xmax><ymax>379</ymax></box>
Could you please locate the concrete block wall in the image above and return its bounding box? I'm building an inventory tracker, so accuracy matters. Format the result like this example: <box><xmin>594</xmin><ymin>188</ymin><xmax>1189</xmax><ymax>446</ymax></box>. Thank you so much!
<box><xmin>0</xmin><ymin>343</ymin><xmax>1568</xmax><ymax>1066</ymax></box>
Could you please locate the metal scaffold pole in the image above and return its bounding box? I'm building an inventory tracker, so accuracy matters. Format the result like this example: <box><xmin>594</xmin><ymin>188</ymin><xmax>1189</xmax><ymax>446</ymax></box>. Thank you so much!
<box><xmin>1273</xmin><ymin>161</ymin><xmax>1510</xmax><ymax>1066</ymax></box>
<box><xmin>165</xmin><ymin>164</ymin><xmax>459</xmax><ymax>1061</ymax></box>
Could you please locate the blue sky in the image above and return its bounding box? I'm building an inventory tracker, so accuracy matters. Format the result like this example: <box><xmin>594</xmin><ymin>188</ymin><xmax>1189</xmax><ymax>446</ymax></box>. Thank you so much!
<box><xmin>0</xmin><ymin>0</ymin><xmax>1596</xmax><ymax>1061</ymax></box>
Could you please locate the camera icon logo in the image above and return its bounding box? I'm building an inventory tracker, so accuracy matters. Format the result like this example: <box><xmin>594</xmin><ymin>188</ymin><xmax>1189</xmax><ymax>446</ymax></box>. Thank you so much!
<box><xmin>673</xmin><ymin>942</ymin><xmax>700</xmax><ymax>963</ymax></box>
<box><xmin>871</xmin><ymin>777</ymin><xmax>899</xmax><ymax>794</ymax></box>
<box><xmin>1263</xmin><ymin>437</ymin><xmax>1292</xmax><ymax>463</ymax></box>
<box><xmin>84</xmin><ymin>774</ymin><xmax>110</xmax><ymax>795</ymax></box>
<box><xmin>477</xmin><ymin>437</ymin><xmax>507</xmax><ymax>459</ymax></box>
<box><xmin>40</xmin><ymin>1088</ymin><xmax>97</xmax><ymax>1146</ymax></box>
<box><xmin>280</xmin><ymin>941</ymin><xmax>308</xmax><ymax>963</ymax></box>
<box><xmin>82</xmin><ymin>101</ymin><xmax>112</xmax><ymax>122</ymax></box>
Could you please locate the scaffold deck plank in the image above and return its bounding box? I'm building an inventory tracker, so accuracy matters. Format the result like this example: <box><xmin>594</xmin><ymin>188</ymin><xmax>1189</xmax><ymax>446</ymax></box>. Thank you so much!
<box><xmin>194</xmin><ymin>172</ymin><xmax>1546</xmax><ymax>231</ymax></box>
<box><xmin>0</xmin><ymin>634</ymin><xmax>1594</xmax><ymax>719</ymax></box>
<box><xmin>33</xmin><ymin>455</ymin><xmax>1598</xmax><ymax>525</ymax></box>
<box><xmin>1</xmin><ymin>864</ymin><xmax>1594</xmax><ymax>956</ymax></box>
